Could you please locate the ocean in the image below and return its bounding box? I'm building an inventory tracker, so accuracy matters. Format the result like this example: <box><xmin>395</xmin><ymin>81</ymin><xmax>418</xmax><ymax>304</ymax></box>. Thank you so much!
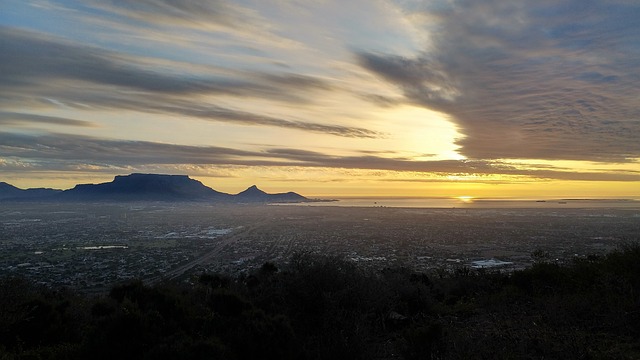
<box><xmin>292</xmin><ymin>197</ymin><xmax>640</xmax><ymax>209</ymax></box>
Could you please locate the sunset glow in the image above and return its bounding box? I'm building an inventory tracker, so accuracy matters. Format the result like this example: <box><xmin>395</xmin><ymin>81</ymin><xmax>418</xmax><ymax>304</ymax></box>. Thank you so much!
<box><xmin>456</xmin><ymin>196</ymin><xmax>474</xmax><ymax>203</ymax></box>
<box><xmin>1</xmin><ymin>0</ymin><xmax>639</xmax><ymax>198</ymax></box>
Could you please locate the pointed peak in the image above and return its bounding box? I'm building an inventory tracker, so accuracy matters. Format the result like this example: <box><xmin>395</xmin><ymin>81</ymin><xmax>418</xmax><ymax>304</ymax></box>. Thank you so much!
<box><xmin>236</xmin><ymin>185</ymin><xmax>267</xmax><ymax>197</ymax></box>
<box><xmin>243</xmin><ymin>185</ymin><xmax>265</xmax><ymax>192</ymax></box>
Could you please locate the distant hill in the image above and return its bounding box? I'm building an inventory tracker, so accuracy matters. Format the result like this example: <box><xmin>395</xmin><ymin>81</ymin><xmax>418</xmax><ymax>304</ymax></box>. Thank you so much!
<box><xmin>0</xmin><ymin>174</ymin><xmax>311</xmax><ymax>203</ymax></box>
<box><xmin>235</xmin><ymin>185</ymin><xmax>309</xmax><ymax>203</ymax></box>
<box><xmin>0</xmin><ymin>182</ymin><xmax>61</xmax><ymax>200</ymax></box>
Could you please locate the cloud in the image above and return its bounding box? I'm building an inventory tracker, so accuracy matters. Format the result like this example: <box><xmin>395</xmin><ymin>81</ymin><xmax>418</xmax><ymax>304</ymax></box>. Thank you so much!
<box><xmin>147</xmin><ymin>102</ymin><xmax>381</xmax><ymax>138</ymax></box>
<box><xmin>357</xmin><ymin>52</ymin><xmax>458</xmax><ymax>104</ymax></box>
<box><xmin>1</xmin><ymin>132</ymin><xmax>638</xmax><ymax>182</ymax></box>
<box><xmin>0</xmin><ymin>26</ymin><xmax>379</xmax><ymax>138</ymax></box>
<box><xmin>0</xmin><ymin>27</ymin><xmax>322</xmax><ymax>99</ymax></box>
<box><xmin>91</xmin><ymin>0</ymin><xmax>262</xmax><ymax>30</ymax></box>
<box><xmin>81</xmin><ymin>0</ymin><xmax>303</xmax><ymax>57</ymax></box>
<box><xmin>357</xmin><ymin>0</ymin><xmax>640</xmax><ymax>162</ymax></box>
<box><xmin>0</xmin><ymin>132</ymin><xmax>260</xmax><ymax>166</ymax></box>
<box><xmin>0</xmin><ymin>112</ymin><xmax>97</xmax><ymax>127</ymax></box>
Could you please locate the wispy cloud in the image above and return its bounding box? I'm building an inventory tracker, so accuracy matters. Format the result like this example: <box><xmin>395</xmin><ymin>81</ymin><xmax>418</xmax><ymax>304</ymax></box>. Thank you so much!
<box><xmin>0</xmin><ymin>27</ymin><xmax>325</xmax><ymax>99</ymax></box>
<box><xmin>0</xmin><ymin>26</ymin><xmax>379</xmax><ymax>138</ymax></box>
<box><xmin>90</xmin><ymin>0</ymin><xmax>267</xmax><ymax>31</ymax></box>
<box><xmin>0</xmin><ymin>112</ymin><xmax>96</xmax><ymax>127</ymax></box>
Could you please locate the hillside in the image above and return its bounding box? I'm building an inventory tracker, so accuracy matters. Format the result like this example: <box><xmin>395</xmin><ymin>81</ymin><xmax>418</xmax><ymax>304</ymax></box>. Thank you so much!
<box><xmin>1</xmin><ymin>244</ymin><xmax>639</xmax><ymax>359</ymax></box>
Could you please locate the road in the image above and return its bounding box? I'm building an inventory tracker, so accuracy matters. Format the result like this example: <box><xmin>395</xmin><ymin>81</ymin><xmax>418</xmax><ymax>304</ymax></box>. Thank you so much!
<box><xmin>145</xmin><ymin>223</ymin><xmax>260</xmax><ymax>285</ymax></box>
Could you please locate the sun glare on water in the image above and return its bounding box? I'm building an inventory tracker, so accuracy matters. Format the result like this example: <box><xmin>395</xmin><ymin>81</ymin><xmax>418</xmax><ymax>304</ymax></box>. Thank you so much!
<box><xmin>456</xmin><ymin>196</ymin><xmax>475</xmax><ymax>203</ymax></box>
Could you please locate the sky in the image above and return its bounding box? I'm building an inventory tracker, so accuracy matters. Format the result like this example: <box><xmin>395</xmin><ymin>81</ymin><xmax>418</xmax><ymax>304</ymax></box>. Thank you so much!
<box><xmin>1</xmin><ymin>0</ymin><xmax>639</xmax><ymax>198</ymax></box>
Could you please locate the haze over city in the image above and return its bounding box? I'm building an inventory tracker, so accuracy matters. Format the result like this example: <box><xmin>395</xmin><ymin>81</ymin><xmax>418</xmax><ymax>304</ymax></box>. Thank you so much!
<box><xmin>1</xmin><ymin>0</ymin><xmax>639</xmax><ymax>198</ymax></box>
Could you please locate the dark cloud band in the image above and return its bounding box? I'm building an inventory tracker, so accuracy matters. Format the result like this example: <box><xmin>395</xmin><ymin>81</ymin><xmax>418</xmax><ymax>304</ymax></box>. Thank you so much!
<box><xmin>1</xmin><ymin>132</ymin><xmax>638</xmax><ymax>182</ymax></box>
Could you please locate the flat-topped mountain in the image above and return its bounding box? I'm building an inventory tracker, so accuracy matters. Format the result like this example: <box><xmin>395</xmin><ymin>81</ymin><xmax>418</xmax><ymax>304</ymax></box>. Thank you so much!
<box><xmin>0</xmin><ymin>174</ymin><xmax>311</xmax><ymax>203</ymax></box>
<box><xmin>59</xmin><ymin>173</ymin><xmax>229</xmax><ymax>201</ymax></box>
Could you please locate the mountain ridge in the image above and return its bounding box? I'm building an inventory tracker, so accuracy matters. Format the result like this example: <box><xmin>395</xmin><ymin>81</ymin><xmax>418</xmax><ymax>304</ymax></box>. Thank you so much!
<box><xmin>0</xmin><ymin>173</ymin><xmax>313</xmax><ymax>203</ymax></box>
<box><xmin>0</xmin><ymin>181</ymin><xmax>62</xmax><ymax>200</ymax></box>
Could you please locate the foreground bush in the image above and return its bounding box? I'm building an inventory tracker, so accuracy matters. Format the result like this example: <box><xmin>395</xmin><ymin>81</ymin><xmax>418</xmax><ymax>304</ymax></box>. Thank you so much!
<box><xmin>1</xmin><ymin>244</ymin><xmax>640</xmax><ymax>359</ymax></box>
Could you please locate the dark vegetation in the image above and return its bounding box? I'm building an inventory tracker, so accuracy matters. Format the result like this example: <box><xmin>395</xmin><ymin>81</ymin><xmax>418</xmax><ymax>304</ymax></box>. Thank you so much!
<box><xmin>2</xmin><ymin>244</ymin><xmax>640</xmax><ymax>359</ymax></box>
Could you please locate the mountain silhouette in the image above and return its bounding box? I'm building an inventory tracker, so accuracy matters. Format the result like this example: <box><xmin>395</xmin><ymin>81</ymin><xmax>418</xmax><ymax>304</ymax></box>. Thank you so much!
<box><xmin>237</xmin><ymin>184</ymin><xmax>266</xmax><ymax>196</ymax></box>
<box><xmin>0</xmin><ymin>174</ymin><xmax>311</xmax><ymax>203</ymax></box>
<box><xmin>58</xmin><ymin>173</ymin><xmax>229</xmax><ymax>201</ymax></box>
<box><xmin>0</xmin><ymin>182</ymin><xmax>61</xmax><ymax>200</ymax></box>
<box><xmin>235</xmin><ymin>185</ymin><xmax>308</xmax><ymax>203</ymax></box>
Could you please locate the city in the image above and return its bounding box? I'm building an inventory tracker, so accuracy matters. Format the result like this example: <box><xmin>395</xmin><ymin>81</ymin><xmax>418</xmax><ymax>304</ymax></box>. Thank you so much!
<box><xmin>2</xmin><ymin>202</ymin><xmax>638</xmax><ymax>291</ymax></box>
